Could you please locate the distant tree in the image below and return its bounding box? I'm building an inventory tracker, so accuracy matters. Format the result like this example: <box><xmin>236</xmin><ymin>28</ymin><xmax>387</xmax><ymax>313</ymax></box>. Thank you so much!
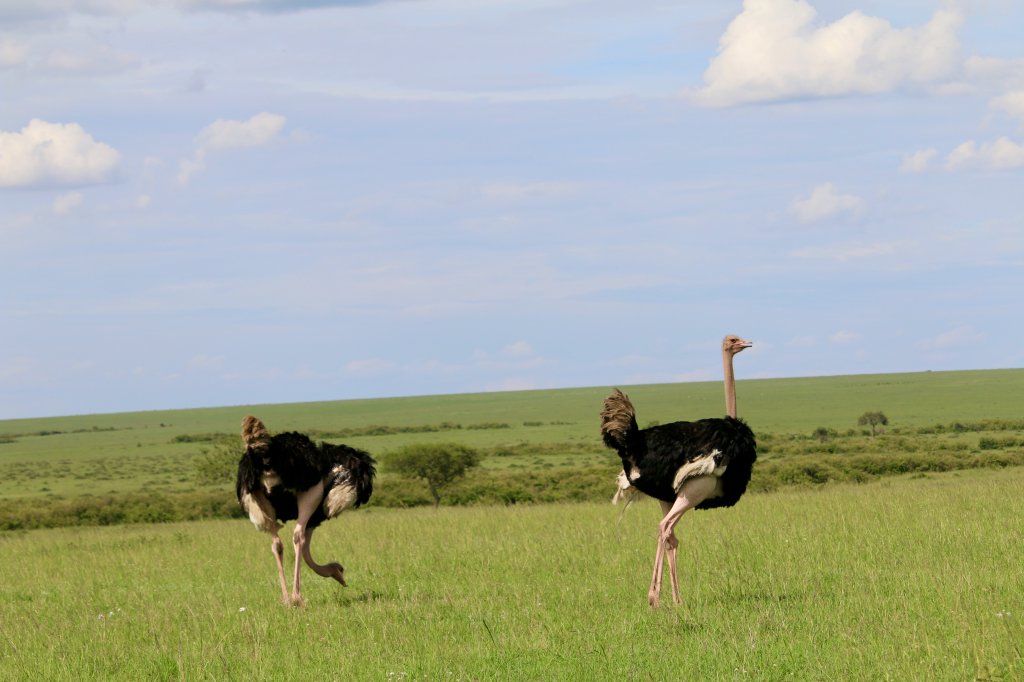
<box><xmin>388</xmin><ymin>443</ymin><xmax>482</xmax><ymax>508</ymax></box>
<box><xmin>812</xmin><ymin>427</ymin><xmax>832</xmax><ymax>443</ymax></box>
<box><xmin>857</xmin><ymin>411</ymin><xmax>889</xmax><ymax>436</ymax></box>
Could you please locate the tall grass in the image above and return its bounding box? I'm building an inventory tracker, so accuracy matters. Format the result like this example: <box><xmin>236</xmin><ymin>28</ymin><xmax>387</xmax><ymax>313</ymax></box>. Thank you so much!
<box><xmin>1</xmin><ymin>468</ymin><xmax>1021</xmax><ymax>680</ymax></box>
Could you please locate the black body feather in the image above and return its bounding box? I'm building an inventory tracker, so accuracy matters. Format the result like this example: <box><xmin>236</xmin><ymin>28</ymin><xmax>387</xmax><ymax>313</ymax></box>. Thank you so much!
<box><xmin>236</xmin><ymin>431</ymin><xmax>377</xmax><ymax>529</ymax></box>
<box><xmin>602</xmin><ymin>391</ymin><xmax>756</xmax><ymax>509</ymax></box>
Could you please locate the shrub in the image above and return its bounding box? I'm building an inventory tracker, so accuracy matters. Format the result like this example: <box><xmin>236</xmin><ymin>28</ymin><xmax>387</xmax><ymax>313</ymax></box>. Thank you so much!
<box><xmin>812</xmin><ymin>427</ymin><xmax>834</xmax><ymax>443</ymax></box>
<box><xmin>387</xmin><ymin>443</ymin><xmax>483</xmax><ymax>508</ymax></box>
<box><xmin>193</xmin><ymin>436</ymin><xmax>244</xmax><ymax>485</ymax></box>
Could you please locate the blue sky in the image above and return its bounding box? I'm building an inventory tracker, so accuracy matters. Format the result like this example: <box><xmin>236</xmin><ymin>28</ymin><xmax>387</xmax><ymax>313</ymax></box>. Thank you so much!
<box><xmin>2</xmin><ymin>0</ymin><xmax>1022</xmax><ymax>419</ymax></box>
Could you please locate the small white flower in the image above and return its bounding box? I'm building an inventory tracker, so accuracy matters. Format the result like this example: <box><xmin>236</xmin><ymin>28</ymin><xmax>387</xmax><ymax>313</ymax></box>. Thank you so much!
<box><xmin>239</xmin><ymin>607</ymin><xmax>247</xmax><ymax>612</ymax></box>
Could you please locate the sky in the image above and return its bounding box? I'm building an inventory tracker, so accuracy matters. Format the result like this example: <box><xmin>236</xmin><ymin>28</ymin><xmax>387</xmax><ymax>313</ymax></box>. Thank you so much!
<box><xmin>1</xmin><ymin>0</ymin><xmax>1022</xmax><ymax>420</ymax></box>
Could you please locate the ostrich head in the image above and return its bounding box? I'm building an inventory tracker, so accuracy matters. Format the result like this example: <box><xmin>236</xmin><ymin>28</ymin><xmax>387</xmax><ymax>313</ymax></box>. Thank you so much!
<box><xmin>326</xmin><ymin>562</ymin><xmax>347</xmax><ymax>587</ymax></box>
<box><xmin>722</xmin><ymin>335</ymin><xmax>753</xmax><ymax>356</ymax></box>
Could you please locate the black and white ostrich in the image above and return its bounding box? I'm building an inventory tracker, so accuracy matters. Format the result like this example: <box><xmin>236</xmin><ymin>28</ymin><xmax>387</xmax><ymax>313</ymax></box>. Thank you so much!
<box><xmin>601</xmin><ymin>335</ymin><xmax>757</xmax><ymax>607</ymax></box>
<box><xmin>236</xmin><ymin>416</ymin><xmax>376</xmax><ymax>606</ymax></box>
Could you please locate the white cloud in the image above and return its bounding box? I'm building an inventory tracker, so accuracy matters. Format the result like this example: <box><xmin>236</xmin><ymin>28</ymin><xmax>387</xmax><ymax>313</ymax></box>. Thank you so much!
<box><xmin>52</xmin><ymin>191</ymin><xmax>84</xmax><ymax>214</ymax></box>
<box><xmin>944</xmin><ymin>137</ymin><xmax>1024</xmax><ymax>171</ymax></box>
<box><xmin>695</xmin><ymin>0</ymin><xmax>962</xmax><ymax>107</ymax></box>
<box><xmin>196</xmin><ymin>112</ymin><xmax>287</xmax><ymax>152</ymax></box>
<box><xmin>922</xmin><ymin>325</ymin><xmax>983</xmax><ymax>350</ymax></box>
<box><xmin>136</xmin><ymin>194</ymin><xmax>152</xmax><ymax>209</ymax></box>
<box><xmin>829</xmin><ymin>330</ymin><xmax>861</xmax><ymax>345</ymax></box>
<box><xmin>900</xmin><ymin>148</ymin><xmax>937</xmax><ymax>173</ymax></box>
<box><xmin>502</xmin><ymin>340</ymin><xmax>533</xmax><ymax>358</ymax></box>
<box><xmin>176</xmin><ymin>158</ymin><xmax>203</xmax><ymax>185</ymax></box>
<box><xmin>991</xmin><ymin>90</ymin><xmax>1024</xmax><ymax>129</ymax></box>
<box><xmin>0</xmin><ymin>119</ymin><xmax>120</xmax><ymax>188</ymax></box>
<box><xmin>790</xmin><ymin>182</ymin><xmax>864</xmax><ymax>223</ymax></box>
<box><xmin>178</xmin><ymin>112</ymin><xmax>286</xmax><ymax>184</ymax></box>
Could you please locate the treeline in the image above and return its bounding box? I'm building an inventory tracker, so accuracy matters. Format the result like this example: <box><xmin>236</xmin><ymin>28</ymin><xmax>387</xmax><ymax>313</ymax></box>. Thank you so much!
<box><xmin>0</xmin><ymin>490</ymin><xmax>239</xmax><ymax>530</ymax></box>
<box><xmin>0</xmin><ymin>425</ymin><xmax>121</xmax><ymax>444</ymax></box>
<box><xmin>170</xmin><ymin>421</ymin><xmax>516</xmax><ymax>445</ymax></box>
<box><xmin>4</xmin><ymin>449</ymin><xmax>1024</xmax><ymax>531</ymax></box>
<box><xmin>751</xmin><ymin>450</ymin><xmax>1024</xmax><ymax>491</ymax></box>
<box><xmin>170</xmin><ymin>417</ymin><xmax>1024</xmax><ymax>449</ymax></box>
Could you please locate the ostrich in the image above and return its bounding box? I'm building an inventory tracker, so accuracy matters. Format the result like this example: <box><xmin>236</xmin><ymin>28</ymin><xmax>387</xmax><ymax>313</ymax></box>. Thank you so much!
<box><xmin>601</xmin><ymin>335</ymin><xmax>756</xmax><ymax>607</ymax></box>
<box><xmin>236</xmin><ymin>416</ymin><xmax>376</xmax><ymax>606</ymax></box>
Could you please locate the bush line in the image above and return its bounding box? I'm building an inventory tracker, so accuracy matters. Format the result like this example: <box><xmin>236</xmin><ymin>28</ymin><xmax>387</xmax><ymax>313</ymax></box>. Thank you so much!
<box><xmin>4</xmin><ymin>450</ymin><xmax>1023</xmax><ymax>531</ymax></box>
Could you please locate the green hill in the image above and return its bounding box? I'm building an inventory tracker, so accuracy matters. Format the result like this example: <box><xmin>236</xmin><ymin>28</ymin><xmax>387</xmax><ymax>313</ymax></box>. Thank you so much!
<box><xmin>1</xmin><ymin>368</ymin><xmax>1023</xmax><ymax>528</ymax></box>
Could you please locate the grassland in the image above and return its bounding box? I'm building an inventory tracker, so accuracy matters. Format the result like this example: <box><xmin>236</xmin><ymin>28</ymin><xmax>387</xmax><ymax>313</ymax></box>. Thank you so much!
<box><xmin>1</xmin><ymin>369</ymin><xmax>1023</xmax><ymax>528</ymax></box>
<box><xmin>1</xmin><ymin>469</ymin><xmax>1021</xmax><ymax>680</ymax></box>
<box><xmin>1</xmin><ymin>368</ymin><xmax>1023</xmax><ymax>678</ymax></box>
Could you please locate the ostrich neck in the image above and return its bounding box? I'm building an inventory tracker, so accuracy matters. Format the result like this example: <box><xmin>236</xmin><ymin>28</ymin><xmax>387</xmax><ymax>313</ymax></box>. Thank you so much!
<box><xmin>723</xmin><ymin>351</ymin><xmax>737</xmax><ymax>418</ymax></box>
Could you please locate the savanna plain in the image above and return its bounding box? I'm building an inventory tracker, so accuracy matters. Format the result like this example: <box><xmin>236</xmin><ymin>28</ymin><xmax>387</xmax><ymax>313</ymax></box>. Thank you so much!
<box><xmin>1</xmin><ymin>369</ymin><xmax>1023</xmax><ymax>680</ymax></box>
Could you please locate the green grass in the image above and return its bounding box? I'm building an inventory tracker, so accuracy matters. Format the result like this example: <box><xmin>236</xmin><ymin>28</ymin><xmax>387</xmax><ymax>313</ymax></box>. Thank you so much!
<box><xmin>1</xmin><ymin>468</ymin><xmax>1021</xmax><ymax>680</ymax></box>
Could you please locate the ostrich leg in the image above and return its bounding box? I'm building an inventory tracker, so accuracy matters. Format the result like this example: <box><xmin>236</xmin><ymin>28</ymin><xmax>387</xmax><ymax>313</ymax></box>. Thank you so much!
<box><xmin>290</xmin><ymin>480</ymin><xmax>326</xmax><ymax>606</ymax></box>
<box><xmin>648</xmin><ymin>475</ymin><xmax>717</xmax><ymax>608</ymax></box>
<box><xmin>648</xmin><ymin>535</ymin><xmax>667</xmax><ymax>607</ymax></box>
<box><xmin>659</xmin><ymin>500</ymin><xmax>681</xmax><ymax>605</ymax></box>
<box><xmin>243</xmin><ymin>488</ymin><xmax>290</xmax><ymax>604</ymax></box>
<box><xmin>269</xmin><ymin>531</ymin><xmax>289</xmax><ymax>604</ymax></box>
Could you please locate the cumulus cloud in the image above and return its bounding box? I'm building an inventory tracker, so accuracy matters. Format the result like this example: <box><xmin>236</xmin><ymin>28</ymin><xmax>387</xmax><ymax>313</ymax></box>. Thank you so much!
<box><xmin>790</xmin><ymin>182</ymin><xmax>864</xmax><ymax>223</ymax></box>
<box><xmin>0</xmin><ymin>119</ymin><xmax>120</xmax><ymax>188</ymax></box>
<box><xmin>196</xmin><ymin>112</ymin><xmax>287</xmax><ymax>152</ymax></box>
<box><xmin>944</xmin><ymin>137</ymin><xmax>1024</xmax><ymax>171</ymax></box>
<box><xmin>695</xmin><ymin>0</ymin><xmax>962</xmax><ymax>107</ymax></box>
<box><xmin>900</xmin><ymin>148</ymin><xmax>937</xmax><ymax>173</ymax></box>
<box><xmin>177</xmin><ymin>112</ymin><xmax>286</xmax><ymax>184</ymax></box>
<box><xmin>991</xmin><ymin>90</ymin><xmax>1024</xmax><ymax>129</ymax></box>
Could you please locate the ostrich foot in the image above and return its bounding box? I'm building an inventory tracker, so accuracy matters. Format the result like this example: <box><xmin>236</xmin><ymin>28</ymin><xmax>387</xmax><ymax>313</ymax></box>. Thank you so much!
<box><xmin>289</xmin><ymin>593</ymin><xmax>306</xmax><ymax>607</ymax></box>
